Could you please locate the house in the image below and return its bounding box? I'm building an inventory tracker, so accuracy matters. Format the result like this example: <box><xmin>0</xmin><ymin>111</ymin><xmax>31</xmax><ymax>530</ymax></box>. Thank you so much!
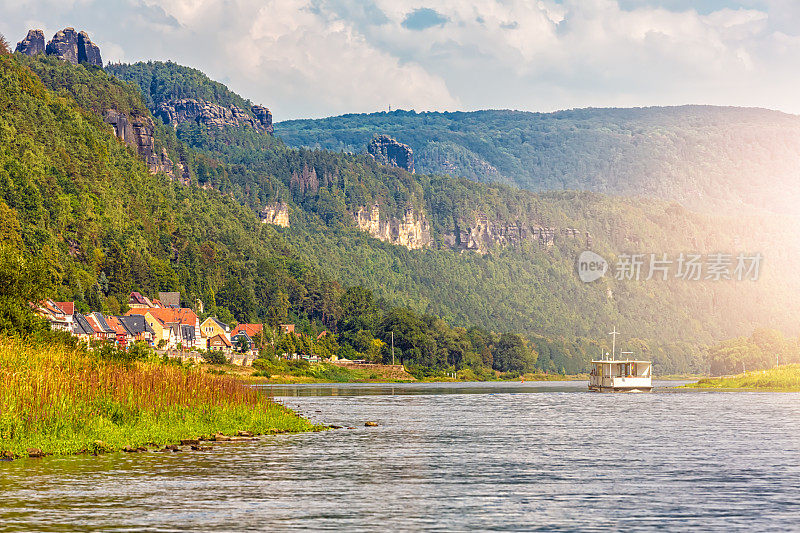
<box><xmin>71</xmin><ymin>313</ymin><xmax>95</xmax><ymax>343</ymax></box>
<box><xmin>32</xmin><ymin>300</ymin><xmax>72</xmax><ymax>332</ymax></box>
<box><xmin>231</xmin><ymin>331</ymin><xmax>254</xmax><ymax>354</ymax></box>
<box><xmin>180</xmin><ymin>324</ymin><xmax>196</xmax><ymax>349</ymax></box>
<box><xmin>280</xmin><ymin>323</ymin><xmax>296</xmax><ymax>336</ymax></box>
<box><xmin>105</xmin><ymin>316</ymin><xmax>134</xmax><ymax>348</ymax></box>
<box><xmin>118</xmin><ymin>315</ymin><xmax>155</xmax><ymax>344</ymax></box>
<box><xmin>208</xmin><ymin>333</ymin><xmax>232</xmax><ymax>354</ymax></box>
<box><xmin>126</xmin><ymin>308</ymin><xmax>201</xmax><ymax>349</ymax></box>
<box><xmin>85</xmin><ymin>312</ymin><xmax>116</xmax><ymax>341</ymax></box>
<box><xmin>128</xmin><ymin>291</ymin><xmax>156</xmax><ymax>309</ymax></box>
<box><xmin>158</xmin><ymin>292</ymin><xmax>180</xmax><ymax>308</ymax></box>
<box><xmin>232</xmin><ymin>323</ymin><xmax>263</xmax><ymax>339</ymax></box>
<box><xmin>200</xmin><ymin>317</ymin><xmax>231</xmax><ymax>342</ymax></box>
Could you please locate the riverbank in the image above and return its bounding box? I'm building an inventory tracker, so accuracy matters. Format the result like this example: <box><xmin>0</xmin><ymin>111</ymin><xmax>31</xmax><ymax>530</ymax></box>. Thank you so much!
<box><xmin>681</xmin><ymin>365</ymin><xmax>800</xmax><ymax>391</ymax></box>
<box><xmin>0</xmin><ymin>338</ymin><xmax>316</xmax><ymax>459</ymax></box>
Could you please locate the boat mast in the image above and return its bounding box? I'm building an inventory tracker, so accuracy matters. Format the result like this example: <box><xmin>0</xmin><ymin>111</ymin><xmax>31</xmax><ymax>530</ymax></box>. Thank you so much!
<box><xmin>608</xmin><ymin>326</ymin><xmax>619</xmax><ymax>360</ymax></box>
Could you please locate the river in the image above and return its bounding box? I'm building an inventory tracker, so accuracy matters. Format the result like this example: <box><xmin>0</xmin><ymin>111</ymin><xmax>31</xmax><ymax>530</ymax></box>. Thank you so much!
<box><xmin>2</xmin><ymin>381</ymin><xmax>799</xmax><ymax>531</ymax></box>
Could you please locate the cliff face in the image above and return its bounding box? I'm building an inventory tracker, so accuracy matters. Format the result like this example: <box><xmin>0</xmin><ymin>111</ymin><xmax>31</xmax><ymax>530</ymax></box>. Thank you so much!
<box><xmin>17</xmin><ymin>28</ymin><xmax>102</xmax><ymax>67</ymax></box>
<box><xmin>354</xmin><ymin>205</ymin><xmax>432</xmax><ymax>250</ymax></box>
<box><xmin>102</xmin><ymin>109</ymin><xmax>178</xmax><ymax>178</ymax></box>
<box><xmin>261</xmin><ymin>202</ymin><xmax>289</xmax><ymax>227</ymax></box>
<box><xmin>368</xmin><ymin>135</ymin><xmax>414</xmax><ymax>173</ymax></box>
<box><xmin>442</xmin><ymin>213</ymin><xmax>590</xmax><ymax>254</ymax></box>
<box><xmin>156</xmin><ymin>98</ymin><xmax>272</xmax><ymax>134</ymax></box>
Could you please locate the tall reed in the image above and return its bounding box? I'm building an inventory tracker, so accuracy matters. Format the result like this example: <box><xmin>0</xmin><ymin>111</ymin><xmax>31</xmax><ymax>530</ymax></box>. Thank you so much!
<box><xmin>0</xmin><ymin>338</ymin><xmax>313</xmax><ymax>457</ymax></box>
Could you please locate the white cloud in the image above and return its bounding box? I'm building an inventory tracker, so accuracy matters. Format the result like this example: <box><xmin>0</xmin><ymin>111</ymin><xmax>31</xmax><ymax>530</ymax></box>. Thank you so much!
<box><xmin>2</xmin><ymin>0</ymin><xmax>800</xmax><ymax>117</ymax></box>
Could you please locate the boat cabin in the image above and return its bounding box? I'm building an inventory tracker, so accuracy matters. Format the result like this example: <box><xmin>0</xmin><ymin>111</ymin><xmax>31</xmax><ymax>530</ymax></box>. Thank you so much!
<box><xmin>589</xmin><ymin>359</ymin><xmax>652</xmax><ymax>392</ymax></box>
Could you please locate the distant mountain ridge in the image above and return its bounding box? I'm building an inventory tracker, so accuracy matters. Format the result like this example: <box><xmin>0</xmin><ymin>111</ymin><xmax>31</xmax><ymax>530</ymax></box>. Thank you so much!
<box><xmin>275</xmin><ymin>106</ymin><xmax>800</xmax><ymax>214</ymax></box>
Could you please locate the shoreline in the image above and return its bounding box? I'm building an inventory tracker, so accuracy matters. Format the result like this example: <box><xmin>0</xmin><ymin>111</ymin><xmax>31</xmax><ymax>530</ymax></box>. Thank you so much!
<box><xmin>679</xmin><ymin>365</ymin><xmax>800</xmax><ymax>392</ymax></box>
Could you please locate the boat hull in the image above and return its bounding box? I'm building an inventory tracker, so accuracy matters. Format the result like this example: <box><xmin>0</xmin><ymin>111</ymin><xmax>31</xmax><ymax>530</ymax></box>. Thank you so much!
<box><xmin>588</xmin><ymin>385</ymin><xmax>652</xmax><ymax>393</ymax></box>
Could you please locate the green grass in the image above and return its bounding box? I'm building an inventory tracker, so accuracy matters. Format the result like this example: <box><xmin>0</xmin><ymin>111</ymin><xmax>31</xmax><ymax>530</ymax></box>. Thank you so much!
<box><xmin>0</xmin><ymin>338</ymin><xmax>316</xmax><ymax>458</ymax></box>
<box><xmin>682</xmin><ymin>364</ymin><xmax>800</xmax><ymax>391</ymax></box>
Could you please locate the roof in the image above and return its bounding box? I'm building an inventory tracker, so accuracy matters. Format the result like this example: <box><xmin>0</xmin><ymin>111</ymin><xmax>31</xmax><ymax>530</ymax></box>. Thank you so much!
<box><xmin>231</xmin><ymin>331</ymin><xmax>252</xmax><ymax>342</ymax></box>
<box><xmin>207</xmin><ymin>317</ymin><xmax>230</xmax><ymax>331</ymax></box>
<box><xmin>55</xmin><ymin>302</ymin><xmax>74</xmax><ymax>315</ymax></box>
<box><xmin>118</xmin><ymin>315</ymin><xmax>149</xmax><ymax>335</ymax></box>
<box><xmin>158</xmin><ymin>291</ymin><xmax>181</xmax><ymax>307</ymax></box>
<box><xmin>126</xmin><ymin>307</ymin><xmax>198</xmax><ymax>326</ymax></box>
<box><xmin>232</xmin><ymin>323</ymin><xmax>262</xmax><ymax>337</ymax></box>
<box><xmin>209</xmin><ymin>333</ymin><xmax>232</xmax><ymax>347</ymax></box>
<box><xmin>129</xmin><ymin>292</ymin><xmax>147</xmax><ymax>305</ymax></box>
<box><xmin>72</xmin><ymin>313</ymin><xmax>94</xmax><ymax>335</ymax></box>
<box><xmin>105</xmin><ymin>316</ymin><xmax>133</xmax><ymax>336</ymax></box>
<box><xmin>86</xmin><ymin>313</ymin><xmax>113</xmax><ymax>334</ymax></box>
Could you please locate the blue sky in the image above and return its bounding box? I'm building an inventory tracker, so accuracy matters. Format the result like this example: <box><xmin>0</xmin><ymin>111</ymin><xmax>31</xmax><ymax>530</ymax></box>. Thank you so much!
<box><xmin>2</xmin><ymin>0</ymin><xmax>799</xmax><ymax>120</ymax></box>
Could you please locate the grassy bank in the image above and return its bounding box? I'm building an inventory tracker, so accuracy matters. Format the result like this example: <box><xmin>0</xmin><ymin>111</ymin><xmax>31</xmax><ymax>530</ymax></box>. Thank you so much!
<box><xmin>682</xmin><ymin>365</ymin><xmax>800</xmax><ymax>391</ymax></box>
<box><xmin>0</xmin><ymin>338</ymin><xmax>315</xmax><ymax>458</ymax></box>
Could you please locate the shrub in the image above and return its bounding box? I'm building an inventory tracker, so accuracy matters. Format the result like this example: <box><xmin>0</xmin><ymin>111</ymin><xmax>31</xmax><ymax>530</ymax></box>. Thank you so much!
<box><xmin>202</xmin><ymin>350</ymin><xmax>227</xmax><ymax>365</ymax></box>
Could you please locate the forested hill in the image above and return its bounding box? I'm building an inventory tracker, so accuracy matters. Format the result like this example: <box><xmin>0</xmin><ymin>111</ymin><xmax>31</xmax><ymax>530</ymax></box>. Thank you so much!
<box><xmin>275</xmin><ymin>107</ymin><xmax>800</xmax><ymax>214</ymax></box>
<box><xmin>102</xmin><ymin>60</ymin><xmax>800</xmax><ymax>375</ymax></box>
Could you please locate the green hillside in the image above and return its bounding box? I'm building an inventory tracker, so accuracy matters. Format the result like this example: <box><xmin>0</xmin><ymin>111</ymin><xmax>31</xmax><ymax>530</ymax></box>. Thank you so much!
<box><xmin>274</xmin><ymin>107</ymin><xmax>800</xmax><ymax>214</ymax></box>
<box><xmin>105</xmin><ymin>60</ymin><xmax>800</xmax><ymax>374</ymax></box>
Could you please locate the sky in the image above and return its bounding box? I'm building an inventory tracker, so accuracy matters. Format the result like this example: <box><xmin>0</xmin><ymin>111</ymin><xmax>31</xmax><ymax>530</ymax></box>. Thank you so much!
<box><xmin>2</xmin><ymin>0</ymin><xmax>800</xmax><ymax>120</ymax></box>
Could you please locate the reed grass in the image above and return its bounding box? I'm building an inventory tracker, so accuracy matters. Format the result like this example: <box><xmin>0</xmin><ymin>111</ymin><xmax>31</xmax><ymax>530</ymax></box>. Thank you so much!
<box><xmin>0</xmin><ymin>338</ymin><xmax>314</xmax><ymax>457</ymax></box>
<box><xmin>683</xmin><ymin>364</ymin><xmax>800</xmax><ymax>391</ymax></box>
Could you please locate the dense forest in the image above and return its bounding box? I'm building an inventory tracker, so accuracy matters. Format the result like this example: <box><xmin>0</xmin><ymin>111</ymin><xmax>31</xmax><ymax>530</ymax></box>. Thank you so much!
<box><xmin>274</xmin><ymin>107</ymin><xmax>800</xmax><ymax>215</ymax></box>
<box><xmin>107</xmin><ymin>60</ymin><xmax>800</xmax><ymax>373</ymax></box>
<box><xmin>0</xmin><ymin>48</ymin><xmax>587</xmax><ymax>377</ymax></box>
<box><xmin>4</xmin><ymin>50</ymin><xmax>799</xmax><ymax>374</ymax></box>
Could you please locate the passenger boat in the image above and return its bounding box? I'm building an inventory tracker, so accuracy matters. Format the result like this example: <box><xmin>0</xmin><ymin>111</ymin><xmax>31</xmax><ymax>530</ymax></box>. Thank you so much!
<box><xmin>588</xmin><ymin>327</ymin><xmax>652</xmax><ymax>392</ymax></box>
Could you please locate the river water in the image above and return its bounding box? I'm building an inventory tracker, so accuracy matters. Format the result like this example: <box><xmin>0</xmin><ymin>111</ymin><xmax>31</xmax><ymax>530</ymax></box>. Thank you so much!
<box><xmin>2</xmin><ymin>381</ymin><xmax>800</xmax><ymax>531</ymax></box>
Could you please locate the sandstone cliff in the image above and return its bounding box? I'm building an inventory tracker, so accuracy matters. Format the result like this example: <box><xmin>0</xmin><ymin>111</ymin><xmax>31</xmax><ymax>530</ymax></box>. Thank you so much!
<box><xmin>354</xmin><ymin>205</ymin><xmax>431</xmax><ymax>250</ymax></box>
<box><xmin>17</xmin><ymin>27</ymin><xmax>102</xmax><ymax>67</ymax></box>
<box><xmin>102</xmin><ymin>109</ymin><xmax>177</xmax><ymax>178</ymax></box>
<box><xmin>442</xmin><ymin>213</ymin><xmax>591</xmax><ymax>254</ymax></box>
<box><xmin>261</xmin><ymin>202</ymin><xmax>290</xmax><ymax>227</ymax></box>
<box><xmin>156</xmin><ymin>98</ymin><xmax>272</xmax><ymax>134</ymax></box>
<box><xmin>368</xmin><ymin>135</ymin><xmax>414</xmax><ymax>173</ymax></box>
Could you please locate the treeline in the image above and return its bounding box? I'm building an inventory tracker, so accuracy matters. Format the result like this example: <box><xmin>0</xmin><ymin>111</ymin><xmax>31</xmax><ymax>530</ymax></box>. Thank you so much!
<box><xmin>0</xmin><ymin>49</ymin><xmax>568</xmax><ymax>378</ymax></box>
<box><xmin>705</xmin><ymin>329</ymin><xmax>800</xmax><ymax>376</ymax></box>
<box><xmin>274</xmin><ymin>107</ymin><xmax>800</xmax><ymax>215</ymax></box>
<box><xmin>104</xmin><ymin>60</ymin><xmax>800</xmax><ymax>375</ymax></box>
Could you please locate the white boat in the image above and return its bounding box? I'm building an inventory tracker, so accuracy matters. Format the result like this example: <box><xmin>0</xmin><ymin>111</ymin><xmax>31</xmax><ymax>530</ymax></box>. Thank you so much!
<box><xmin>588</xmin><ymin>327</ymin><xmax>652</xmax><ymax>392</ymax></box>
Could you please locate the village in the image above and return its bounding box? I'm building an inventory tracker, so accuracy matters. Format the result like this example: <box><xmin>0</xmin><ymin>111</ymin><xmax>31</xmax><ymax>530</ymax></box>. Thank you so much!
<box><xmin>31</xmin><ymin>291</ymin><xmax>332</xmax><ymax>367</ymax></box>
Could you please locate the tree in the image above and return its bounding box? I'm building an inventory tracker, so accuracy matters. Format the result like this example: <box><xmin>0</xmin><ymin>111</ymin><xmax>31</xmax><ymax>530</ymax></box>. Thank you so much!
<box><xmin>492</xmin><ymin>333</ymin><xmax>537</xmax><ymax>374</ymax></box>
<box><xmin>0</xmin><ymin>33</ymin><xmax>9</xmax><ymax>55</ymax></box>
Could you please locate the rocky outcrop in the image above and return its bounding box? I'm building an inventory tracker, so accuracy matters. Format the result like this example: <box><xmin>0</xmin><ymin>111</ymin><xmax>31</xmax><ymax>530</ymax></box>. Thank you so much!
<box><xmin>102</xmin><ymin>109</ymin><xmax>174</xmax><ymax>177</ymax></box>
<box><xmin>368</xmin><ymin>135</ymin><xmax>414</xmax><ymax>173</ymax></box>
<box><xmin>354</xmin><ymin>204</ymin><xmax>432</xmax><ymax>250</ymax></box>
<box><xmin>251</xmin><ymin>105</ymin><xmax>273</xmax><ymax>134</ymax></box>
<box><xmin>261</xmin><ymin>202</ymin><xmax>289</xmax><ymax>227</ymax></box>
<box><xmin>156</xmin><ymin>99</ymin><xmax>272</xmax><ymax>134</ymax></box>
<box><xmin>77</xmin><ymin>31</ymin><xmax>102</xmax><ymax>67</ymax></box>
<box><xmin>45</xmin><ymin>28</ymin><xmax>79</xmax><ymax>64</ymax></box>
<box><xmin>15</xmin><ymin>30</ymin><xmax>45</xmax><ymax>55</ymax></box>
<box><xmin>17</xmin><ymin>28</ymin><xmax>102</xmax><ymax>67</ymax></box>
<box><xmin>442</xmin><ymin>213</ymin><xmax>590</xmax><ymax>254</ymax></box>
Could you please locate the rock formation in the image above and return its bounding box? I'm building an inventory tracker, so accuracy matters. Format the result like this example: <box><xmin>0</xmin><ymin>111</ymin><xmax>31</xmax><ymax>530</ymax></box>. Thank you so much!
<box><xmin>367</xmin><ymin>135</ymin><xmax>414</xmax><ymax>173</ymax></box>
<box><xmin>354</xmin><ymin>204</ymin><xmax>432</xmax><ymax>250</ymax></box>
<box><xmin>77</xmin><ymin>31</ymin><xmax>102</xmax><ymax>67</ymax></box>
<box><xmin>16</xmin><ymin>28</ymin><xmax>102</xmax><ymax>67</ymax></box>
<box><xmin>15</xmin><ymin>30</ymin><xmax>45</xmax><ymax>55</ymax></box>
<box><xmin>156</xmin><ymin>99</ymin><xmax>272</xmax><ymax>134</ymax></box>
<box><xmin>45</xmin><ymin>28</ymin><xmax>79</xmax><ymax>64</ymax></box>
<box><xmin>261</xmin><ymin>202</ymin><xmax>289</xmax><ymax>227</ymax></box>
<box><xmin>441</xmin><ymin>214</ymin><xmax>589</xmax><ymax>254</ymax></box>
<box><xmin>251</xmin><ymin>105</ymin><xmax>273</xmax><ymax>134</ymax></box>
<box><xmin>102</xmin><ymin>109</ymin><xmax>174</xmax><ymax>177</ymax></box>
